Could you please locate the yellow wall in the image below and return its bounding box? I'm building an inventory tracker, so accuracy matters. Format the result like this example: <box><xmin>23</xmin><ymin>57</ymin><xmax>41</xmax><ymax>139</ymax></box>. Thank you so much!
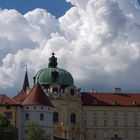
<box><xmin>0</xmin><ymin>105</ymin><xmax>20</xmax><ymax>128</ymax></box>
<box><xmin>82</xmin><ymin>106</ymin><xmax>140</xmax><ymax>140</ymax></box>
<box><xmin>51</xmin><ymin>95</ymin><xmax>83</xmax><ymax>140</ymax></box>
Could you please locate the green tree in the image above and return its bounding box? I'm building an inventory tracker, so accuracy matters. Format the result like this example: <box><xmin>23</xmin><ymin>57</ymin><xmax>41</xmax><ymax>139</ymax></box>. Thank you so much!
<box><xmin>0</xmin><ymin>114</ymin><xmax>14</xmax><ymax>140</ymax></box>
<box><xmin>25</xmin><ymin>122</ymin><xmax>51</xmax><ymax>140</ymax></box>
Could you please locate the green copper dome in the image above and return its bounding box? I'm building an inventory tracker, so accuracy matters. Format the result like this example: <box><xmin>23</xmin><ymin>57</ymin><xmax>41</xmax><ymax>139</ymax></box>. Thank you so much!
<box><xmin>34</xmin><ymin>53</ymin><xmax>74</xmax><ymax>86</ymax></box>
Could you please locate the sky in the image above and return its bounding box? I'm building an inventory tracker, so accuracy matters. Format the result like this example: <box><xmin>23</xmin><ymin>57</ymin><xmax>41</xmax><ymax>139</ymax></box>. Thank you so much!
<box><xmin>1</xmin><ymin>0</ymin><xmax>140</xmax><ymax>96</ymax></box>
<box><xmin>0</xmin><ymin>0</ymin><xmax>72</xmax><ymax>18</ymax></box>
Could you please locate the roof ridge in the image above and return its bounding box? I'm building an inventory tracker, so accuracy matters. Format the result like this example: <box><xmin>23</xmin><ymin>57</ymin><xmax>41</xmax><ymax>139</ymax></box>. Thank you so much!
<box><xmin>1</xmin><ymin>94</ymin><xmax>5</xmax><ymax>104</ymax></box>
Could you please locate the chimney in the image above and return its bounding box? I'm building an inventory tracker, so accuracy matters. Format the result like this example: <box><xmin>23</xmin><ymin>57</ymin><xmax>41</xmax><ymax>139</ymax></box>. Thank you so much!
<box><xmin>113</xmin><ymin>87</ymin><xmax>121</xmax><ymax>93</ymax></box>
<box><xmin>91</xmin><ymin>88</ymin><xmax>97</xmax><ymax>93</ymax></box>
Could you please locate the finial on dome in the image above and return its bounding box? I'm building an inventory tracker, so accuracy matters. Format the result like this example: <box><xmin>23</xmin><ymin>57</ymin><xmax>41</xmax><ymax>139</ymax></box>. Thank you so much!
<box><xmin>48</xmin><ymin>52</ymin><xmax>58</xmax><ymax>68</ymax></box>
<box><xmin>52</xmin><ymin>52</ymin><xmax>55</xmax><ymax>56</ymax></box>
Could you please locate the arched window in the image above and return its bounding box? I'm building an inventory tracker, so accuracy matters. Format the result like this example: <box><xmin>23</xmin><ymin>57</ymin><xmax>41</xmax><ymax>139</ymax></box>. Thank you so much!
<box><xmin>71</xmin><ymin>113</ymin><xmax>76</xmax><ymax>124</ymax></box>
<box><xmin>53</xmin><ymin>87</ymin><xmax>58</xmax><ymax>92</ymax></box>
<box><xmin>70</xmin><ymin>88</ymin><xmax>75</xmax><ymax>96</ymax></box>
<box><xmin>53</xmin><ymin>112</ymin><xmax>59</xmax><ymax>123</ymax></box>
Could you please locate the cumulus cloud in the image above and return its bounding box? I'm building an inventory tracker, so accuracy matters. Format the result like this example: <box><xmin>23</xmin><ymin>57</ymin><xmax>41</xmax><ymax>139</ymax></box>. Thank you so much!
<box><xmin>0</xmin><ymin>0</ymin><xmax>140</xmax><ymax>95</ymax></box>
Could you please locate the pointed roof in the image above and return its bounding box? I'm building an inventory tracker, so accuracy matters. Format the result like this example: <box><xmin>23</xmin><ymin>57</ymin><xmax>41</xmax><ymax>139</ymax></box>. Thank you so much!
<box><xmin>0</xmin><ymin>94</ymin><xmax>19</xmax><ymax>105</ymax></box>
<box><xmin>22</xmin><ymin>66</ymin><xmax>30</xmax><ymax>91</ymax></box>
<box><xmin>13</xmin><ymin>90</ymin><xmax>27</xmax><ymax>104</ymax></box>
<box><xmin>22</xmin><ymin>83</ymin><xmax>53</xmax><ymax>107</ymax></box>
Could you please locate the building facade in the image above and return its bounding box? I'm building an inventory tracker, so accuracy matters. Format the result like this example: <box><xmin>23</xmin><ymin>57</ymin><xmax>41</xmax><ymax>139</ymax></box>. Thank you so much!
<box><xmin>0</xmin><ymin>94</ymin><xmax>20</xmax><ymax>140</ymax></box>
<box><xmin>1</xmin><ymin>53</ymin><xmax>140</xmax><ymax>140</ymax></box>
<box><xmin>33</xmin><ymin>53</ymin><xmax>140</xmax><ymax>140</ymax></box>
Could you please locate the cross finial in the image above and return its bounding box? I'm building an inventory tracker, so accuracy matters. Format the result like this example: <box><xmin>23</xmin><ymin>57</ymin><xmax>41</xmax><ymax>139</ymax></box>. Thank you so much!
<box><xmin>52</xmin><ymin>52</ymin><xmax>55</xmax><ymax>56</ymax></box>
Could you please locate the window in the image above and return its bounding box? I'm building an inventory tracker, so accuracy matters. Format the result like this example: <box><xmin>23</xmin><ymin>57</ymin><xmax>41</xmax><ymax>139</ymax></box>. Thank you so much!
<box><xmin>53</xmin><ymin>112</ymin><xmax>59</xmax><ymax>123</ymax></box>
<box><xmin>114</xmin><ymin>120</ymin><xmax>118</xmax><ymax>127</ymax></box>
<box><xmin>93</xmin><ymin>112</ymin><xmax>97</xmax><ymax>116</ymax></box>
<box><xmin>104</xmin><ymin>120</ymin><xmax>108</xmax><ymax>127</ymax></box>
<box><xmin>25</xmin><ymin>113</ymin><xmax>29</xmax><ymax>121</ymax></box>
<box><xmin>71</xmin><ymin>113</ymin><xmax>76</xmax><ymax>124</ymax></box>
<box><xmin>124</xmin><ymin>112</ymin><xmax>128</xmax><ymax>116</ymax></box>
<box><xmin>40</xmin><ymin>113</ymin><xmax>44</xmax><ymax>121</ymax></box>
<box><xmin>82</xmin><ymin>120</ymin><xmax>87</xmax><ymax>126</ymax></box>
<box><xmin>114</xmin><ymin>112</ymin><xmax>118</xmax><ymax>116</ymax></box>
<box><xmin>134</xmin><ymin>120</ymin><xmax>138</xmax><ymax>127</ymax></box>
<box><xmin>93</xmin><ymin>120</ymin><xmax>97</xmax><ymax>127</ymax></box>
<box><xmin>82</xmin><ymin>111</ymin><xmax>87</xmax><ymax>116</ymax></box>
<box><xmin>104</xmin><ymin>111</ymin><xmax>107</xmax><ymax>116</ymax></box>
<box><xmin>52</xmin><ymin>71</ymin><xmax>58</xmax><ymax>82</ymax></box>
<box><xmin>134</xmin><ymin>131</ymin><xmax>139</xmax><ymax>139</ymax></box>
<box><xmin>4</xmin><ymin>112</ymin><xmax>12</xmax><ymax>119</ymax></box>
<box><xmin>6</xmin><ymin>106</ymin><xmax>11</xmax><ymax>110</ymax></box>
<box><xmin>70</xmin><ymin>88</ymin><xmax>75</xmax><ymax>96</ymax></box>
<box><xmin>104</xmin><ymin>131</ymin><xmax>108</xmax><ymax>138</ymax></box>
<box><xmin>124</xmin><ymin>131</ymin><xmax>128</xmax><ymax>138</ymax></box>
<box><xmin>124</xmin><ymin>119</ymin><xmax>128</xmax><ymax>127</ymax></box>
<box><xmin>134</xmin><ymin>112</ymin><xmax>138</xmax><ymax>116</ymax></box>
<box><xmin>93</xmin><ymin>133</ymin><xmax>97</xmax><ymax>138</ymax></box>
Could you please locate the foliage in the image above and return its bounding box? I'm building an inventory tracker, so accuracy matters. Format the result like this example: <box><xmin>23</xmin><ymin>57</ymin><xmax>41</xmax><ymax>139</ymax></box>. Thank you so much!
<box><xmin>0</xmin><ymin>114</ymin><xmax>15</xmax><ymax>140</ymax></box>
<box><xmin>25</xmin><ymin>122</ymin><xmax>51</xmax><ymax>140</ymax></box>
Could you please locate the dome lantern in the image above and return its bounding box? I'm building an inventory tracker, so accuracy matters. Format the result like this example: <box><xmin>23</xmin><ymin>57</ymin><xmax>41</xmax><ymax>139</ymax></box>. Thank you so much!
<box><xmin>48</xmin><ymin>52</ymin><xmax>58</xmax><ymax>68</ymax></box>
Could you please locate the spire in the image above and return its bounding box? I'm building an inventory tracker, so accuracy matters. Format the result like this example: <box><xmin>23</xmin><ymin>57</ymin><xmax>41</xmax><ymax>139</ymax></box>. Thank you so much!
<box><xmin>22</xmin><ymin>65</ymin><xmax>30</xmax><ymax>91</ymax></box>
<box><xmin>48</xmin><ymin>52</ymin><xmax>58</xmax><ymax>68</ymax></box>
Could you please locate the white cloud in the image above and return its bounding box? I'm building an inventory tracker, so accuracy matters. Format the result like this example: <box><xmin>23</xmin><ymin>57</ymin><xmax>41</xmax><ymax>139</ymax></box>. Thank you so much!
<box><xmin>0</xmin><ymin>0</ymin><xmax>140</xmax><ymax>95</ymax></box>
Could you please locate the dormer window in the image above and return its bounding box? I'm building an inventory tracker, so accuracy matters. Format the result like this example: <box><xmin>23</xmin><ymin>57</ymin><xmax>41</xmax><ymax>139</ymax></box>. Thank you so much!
<box><xmin>52</xmin><ymin>71</ymin><xmax>58</xmax><ymax>82</ymax></box>
<box><xmin>133</xmin><ymin>102</ymin><xmax>138</xmax><ymax>105</ymax></box>
<box><xmin>112</xmin><ymin>101</ymin><xmax>117</xmax><ymax>105</ymax></box>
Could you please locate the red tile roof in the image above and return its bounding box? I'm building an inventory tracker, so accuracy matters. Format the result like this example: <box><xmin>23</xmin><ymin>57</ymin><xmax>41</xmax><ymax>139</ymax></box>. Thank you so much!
<box><xmin>0</xmin><ymin>94</ymin><xmax>19</xmax><ymax>105</ymax></box>
<box><xmin>22</xmin><ymin>83</ymin><xmax>53</xmax><ymax>107</ymax></box>
<box><xmin>82</xmin><ymin>92</ymin><xmax>140</xmax><ymax>106</ymax></box>
<box><xmin>13</xmin><ymin>90</ymin><xmax>28</xmax><ymax>103</ymax></box>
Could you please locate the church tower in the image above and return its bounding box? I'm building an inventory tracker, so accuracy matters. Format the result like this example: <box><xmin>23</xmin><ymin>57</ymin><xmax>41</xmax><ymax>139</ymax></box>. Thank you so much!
<box><xmin>22</xmin><ymin>66</ymin><xmax>30</xmax><ymax>92</ymax></box>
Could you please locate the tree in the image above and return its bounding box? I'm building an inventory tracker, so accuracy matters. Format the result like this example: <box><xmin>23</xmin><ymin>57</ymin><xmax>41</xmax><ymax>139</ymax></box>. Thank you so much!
<box><xmin>25</xmin><ymin>122</ymin><xmax>51</xmax><ymax>140</ymax></box>
<box><xmin>0</xmin><ymin>114</ymin><xmax>14</xmax><ymax>140</ymax></box>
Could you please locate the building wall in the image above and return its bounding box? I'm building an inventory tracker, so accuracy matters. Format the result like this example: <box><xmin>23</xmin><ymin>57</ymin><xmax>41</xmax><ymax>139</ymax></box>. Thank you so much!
<box><xmin>51</xmin><ymin>96</ymin><xmax>83</xmax><ymax>140</ymax></box>
<box><xmin>0</xmin><ymin>105</ymin><xmax>20</xmax><ymax>128</ymax></box>
<box><xmin>82</xmin><ymin>106</ymin><xmax>140</xmax><ymax>140</ymax></box>
<box><xmin>19</xmin><ymin>105</ymin><xmax>54</xmax><ymax>140</ymax></box>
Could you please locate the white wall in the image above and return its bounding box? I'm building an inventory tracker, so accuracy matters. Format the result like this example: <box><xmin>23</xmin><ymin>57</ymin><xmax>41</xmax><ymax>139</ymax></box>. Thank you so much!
<box><xmin>19</xmin><ymin>105</ymin><xmax>53</xmax><ymax>140</ymax></box>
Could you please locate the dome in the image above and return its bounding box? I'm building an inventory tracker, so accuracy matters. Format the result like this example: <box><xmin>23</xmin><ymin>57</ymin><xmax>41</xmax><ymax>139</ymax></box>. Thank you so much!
<box><xmin>34</xmin><ymin>53</ymin><xmax>74</xmax><ymax>86</ymax></box>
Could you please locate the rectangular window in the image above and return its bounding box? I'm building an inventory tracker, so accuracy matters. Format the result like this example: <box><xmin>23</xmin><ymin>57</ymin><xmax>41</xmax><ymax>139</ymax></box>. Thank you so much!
<box><xmin>134</xmin><ymin>120</ymin><xmax>138</xmax><ymax>127</ymax></box>
<box><xmin>114</xmin><ymin>120</ymin><xmax>118</xmax><ymax>127</ymax></box>
<box><xmin>93</xmin><ymin>120</ymin><xmax>97</xmax><ymax>127</ymax></box>
<box><xmin>6</xmin><ymin>106</ymin><xmax>11</xmax><ymax>110</ymax></box>
<box><xmin>4</xmin><ymin>112</ymin><xmax>12</xmax><ymax>119</ymax></box>
<box><xmin>25</xmin><ymin>113</ymin><xmax>29</xmax><ymax>121</ymax></box>
<box><xmin>124</xmin><ymin>119</ymin><xmax>128</xmax><ymax>127</ymax></box>
<box><xmin>104</xmin><ymin>120</ymin><xmax>108</xmax><ymax>127</ymax></box>
<box><xmin>104</xmin><ymin>111</ymin><xmax>107</xmax><ymax>116</ymax></box>
<box><xmin>40</xmin><ymin>113</ymin><xmax>44</xmax><ymax>121</ymax></box>
<box><xmin>82</xmin><ymin>120</ymin><xmax>87</xmax><ymax>126</ymax></box>
<box><xmin>104</xmin><ymin>131</ymin><xmax>108</xmax><ymax>138</ymax></box>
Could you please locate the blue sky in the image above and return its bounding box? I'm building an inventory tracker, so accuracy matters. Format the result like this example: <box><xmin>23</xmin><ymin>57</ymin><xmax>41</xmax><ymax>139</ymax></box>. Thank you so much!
<box><xmin>0</xmin><ymin>0</ymin><xmax>72</xmax><ymax>18</ymax></box>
